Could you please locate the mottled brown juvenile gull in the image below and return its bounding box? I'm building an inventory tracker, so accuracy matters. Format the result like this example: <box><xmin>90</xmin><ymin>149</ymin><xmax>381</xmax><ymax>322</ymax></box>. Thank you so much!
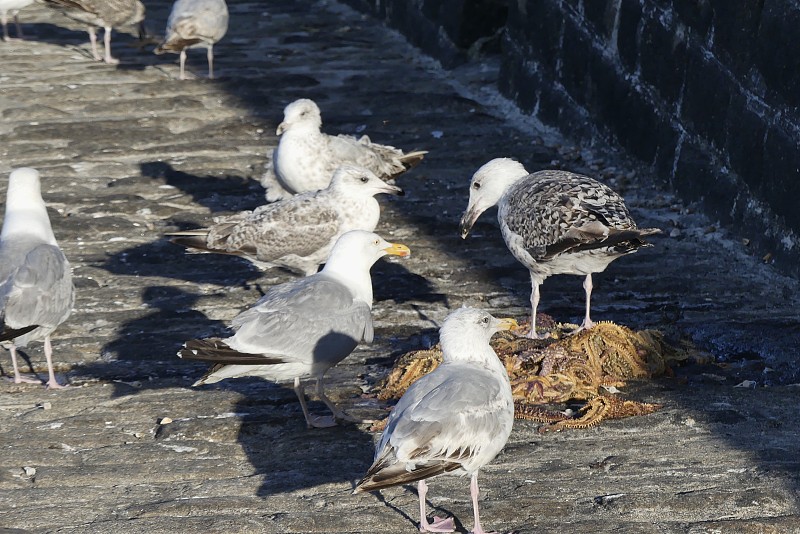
<box><xmin>460</xmin><ymin>158</ymin><xmax>661</xmax><ymax>339</ymax></box>
<box><xmin>154</xmin><ymin>0</ymin><xmax>228</xmax><ymax>80</ymax></box>
<box><xmin>0</xmin><ymin>0</ymin><xmax>33</xmax><ymax>41</ymax></box>
<box><xmin>261</xmin><ymin>98</ymin><xmax>427</xmax><ymax>202</ymax></box>
<box><xmin>355</xmin><ymin>307</ymin><xmax>516</xmax><ymax>534</ymax></box>
<box><xmin>44</xmin><ymin>0</ymin><xmax>145</xmax><ymax>64</ymax></box>
<box><xmin>0</xmin><ymin>168</ymin><xmax>74</xmax><ymax>389</ymax></box>
<box><xmin>168</xmin><ymin>165</ymin><xmax>402</xmax><ymax>276</ymax></box>
<box><xmin>179</xmin><ymin>230</ymin><xmax>410</xmax><ymax>428</ymax></box>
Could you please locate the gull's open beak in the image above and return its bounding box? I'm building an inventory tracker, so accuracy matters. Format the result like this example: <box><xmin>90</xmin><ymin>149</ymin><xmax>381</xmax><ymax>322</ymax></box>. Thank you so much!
<box><xmin>495</xmin><ymin>317</ymin><xmax>519</xmax><ymax>331</ymax></box>
<box><xmin>276</xmin><ymin>122</ymin><xmax>287</xmax><ymax>135</ymax></box>
<box><xmin>383</xmin><ymin>243</ymin><xmax>411</xmax><ymax>257</ymax></box>
<box><xmin>459</xmin><ymin>206</ymin><xmax>480</xmax><ymax>239</ymax></box>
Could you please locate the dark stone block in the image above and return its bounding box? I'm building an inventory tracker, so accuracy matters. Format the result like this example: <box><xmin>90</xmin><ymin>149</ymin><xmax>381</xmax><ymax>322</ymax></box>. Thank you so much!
<box><xmin>506</xmin><ymin>0</ymin><xmax>566</xmax><ymax>73</ymax></box>
<box><xmin>681</xmin><ymin>47</ymin><xmax>731</xmax><ymax>149</ymax></box>
<box><xmin>559</xmin><ymin>15</ymin><xmax>593</xmax><ymax>104</ymax></box>
<box><xmin>672</xmin><ymin>0</ymin><xmax>714</xmax><ymax>39</ymax></box>
<box><xmin>652</xmin><ymin>118</ymin><xmax>682</xmax><ymax>182</ymax></box>
<box><xmin>707</xmin><ymin>0</ymin><xmax>763</xmax><ymax>79</ymax></box>
<box><xmin>756</xmin><ymin>0</ymin><xmax>800</xmax><ymax>108</ymax></box>
<box><xmin>763</xmin><ymin>125</ymin><xmax>800</xmax><ymax>230</ymax></box>
<box><xmin>582</xmin><ymin>0</ymin><xmax>618</xmax><ymax>40</ymax></box>
<box><xmin>724</xmin><ymin>92</ymin><xmax>768</xmax><ymax>197</ymax></box>
<box><xmin>617</xmin><ymin>0</ymin><xmax>643</xmax><ymax>72</ymax></box>
<box><xmin>673</xmin><ymin>138</ymin><xmax>717</xmax><ymax>204</ymax></box>
<box><xmin>638</xmin><ymin>12</ymin><xmax>688</xmax><ymax>106</ymax></box>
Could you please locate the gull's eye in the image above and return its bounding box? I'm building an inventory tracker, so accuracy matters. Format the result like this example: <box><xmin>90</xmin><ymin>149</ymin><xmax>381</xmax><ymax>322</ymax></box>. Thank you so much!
<box><xmin>481</xmin><ymin>316</ymin><xmax>490</xmax><ymax>325</ymax></box>
<box><xmin>360</xmin><ymin>176</ymin><xmax>369</xmax><ymax>183</ymax></box>
<box><xmin>473</xmin><ymin>182</ymin><xmax>482</xmax><ymax>190</ymax></box>
<box><xmin>374</xmin><ymin>239</ymin><xmax>380</xmax><ymax>245</ymax></box>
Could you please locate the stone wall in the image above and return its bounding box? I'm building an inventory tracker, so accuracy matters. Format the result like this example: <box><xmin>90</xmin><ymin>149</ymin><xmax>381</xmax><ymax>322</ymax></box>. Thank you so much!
<box><xmin>346</xmin><ymin>0</ymin><xmax>800</xmax><ymax>277</ymax></box>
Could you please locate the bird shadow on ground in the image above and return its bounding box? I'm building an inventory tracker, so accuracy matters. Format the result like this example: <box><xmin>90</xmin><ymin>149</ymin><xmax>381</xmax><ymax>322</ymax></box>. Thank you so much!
<box><xmin>233</xmin><ymin>387</ymin><xmax>378</xmax><ymax>498</ymax></box>
<box><xmin>96</xmin><ymin>235</ymin><xmax>264</xmax><ymax>286</ymax></box>
<box><xmin>139</xmin><ymin>161</ymin><xmax>264</xmax><ymax>213</ymax></box>
<box><xmin>74</xmin><ymin>285</ymin><xmax>229</xmax><ymax>397</ymax></box>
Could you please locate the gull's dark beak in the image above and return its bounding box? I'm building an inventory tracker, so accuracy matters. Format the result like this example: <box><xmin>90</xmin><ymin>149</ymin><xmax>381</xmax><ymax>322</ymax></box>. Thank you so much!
<box><xmin>459</xmin><ymin>206</ymin><xmax>480</xmax><ymax>239</ymax></box>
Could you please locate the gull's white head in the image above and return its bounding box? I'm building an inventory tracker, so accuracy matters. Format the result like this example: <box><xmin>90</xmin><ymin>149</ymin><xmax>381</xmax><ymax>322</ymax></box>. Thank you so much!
<box><xmin>324</xmin><ymin>230</ymin><xmax>410</xmax><ymax>272</ymax></box>
<box><xmin>276</xmin><ymin>98</ymin><xmax>322</xmax><ymax>135</ymax></box>
<box><xmin>459</xmin><ymin>158</ymin><xmax>529</xmax><ymax>239</ymax></box>
<box><xmin>328</xmin><ymin>165</ymin><xmax>404</xmax><ymax>197</ymax></box>
<box><xmin>2</xmin><ymin>167</ymin><xmax>56</xmax><ymax>244</ymax></box>
<box><xmin>439</xmin><ymin>307</ymin><xmax>518</xmax><ymax>363</ymax></box>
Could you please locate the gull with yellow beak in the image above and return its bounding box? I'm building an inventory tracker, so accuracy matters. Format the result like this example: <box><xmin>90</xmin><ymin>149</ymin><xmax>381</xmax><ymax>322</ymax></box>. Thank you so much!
<box><xmin>355</xmin><ymin>307</ymin><xmax>516</xmax><ymax>534</ymax></box>
<box><xmin>179</xmin><ymin>230</ymin><xmax>410</xmax><ymax>428</ymax></box>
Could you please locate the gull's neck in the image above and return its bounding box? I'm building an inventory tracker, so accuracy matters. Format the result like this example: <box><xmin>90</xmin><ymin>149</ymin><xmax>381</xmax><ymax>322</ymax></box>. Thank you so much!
<box><xmin>440</xmin><ymin>330</ymin><xmax>505</xmax><ymax>374</ymax></box>
<box><xmin>1</xmin><ymin>182</ymin><xmax>57</xmax><ymax>245</ymax></box>
<box><xmin>321</xmin><ymin>256</ymin><xmax>374</xmax><ymax>306</ymax></box>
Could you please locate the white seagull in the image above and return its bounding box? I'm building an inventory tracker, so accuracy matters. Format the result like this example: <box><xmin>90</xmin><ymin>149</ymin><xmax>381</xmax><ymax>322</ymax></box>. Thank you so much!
<box><xmin>261</xmin><ymin>98</ymin><xmax>426</xmax><ymax>201</ymax></box>
<box><xmin>154</xmin><ymin>0</ymin><xmax>229</xmax><ymax>80</ymax></box>
<box><xmin>168</xmin><ymin>165</ymin><xmax>403</xmax><ymax>276</ymax></box>
<box><xmin>179</xmin><ymin>230</ymin><xmax>410</xmax><ymax>428</ymax></box>
<box><xmin>0</xmin><ymin>0</ymin><xmax>34</xmax><ymax>41</ymax></box>
<box><xmin>460</xmin><ymin>158</ymin><xmax>661</xmax><ymax>338</ymax></box>
<box><xmin>355</xmin><ymin>307</ymin><xmax>516</xmax><ymax>534</ymax></box>
<box><xmin>0</xmin><ymin>168</ymin><xmax>74</xmax><ymax>389</ymax></box>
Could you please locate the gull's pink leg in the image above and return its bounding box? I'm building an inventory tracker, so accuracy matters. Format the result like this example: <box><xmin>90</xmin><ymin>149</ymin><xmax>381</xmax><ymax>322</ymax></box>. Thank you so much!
<box><xmin>102</xmin><ymin>26</ymin><xmax>118</xmax><ymax>64</ymax></box>
<box><xmin>9</xmin><ymin>345</ymin><xmax>41</xmax><ymax>384</ymax></box>
<box><xmin>527</xmin><ymin>275</ymin><xmax>548</xmax><ymax>339</ymax></box>
<box><xmin>207</xmin><ymin>45</ymin><xmax>214</xmax><ymax>79</ymax></box>
<box><xmin>88</xmin><ymin>27</ymin><xmax>102</xmax><ymax>61</ymax></box>
<box><xmin>469</xmin><ymin>473</ymin><xmax>497</xmax><ymax>534</ymax></box>
<box><xmin>2</xmin><ymin>12</ymin><xmax>11</xmax><ymax>42</ymax></box>
<box><xmin>14</xmin><ymin>13</ymin><xmax>23</xmax><ymax>39</ymax></box>
<box><xmin>315</xmin><ymin>377</ymin><xmax>373</xmax><ymax>424</ymax></box>
<box><xmin>179</xmin><ymin>49</ymin><xmax>187</xmax><ymax>80</ymax></box>
<box><xmin>570</xmin><ymin>274</ymin><xmax>596</xmax><ymax>334</ymax></box>
<box><xmin>418</xmin><ymin>480</ymin><xmax>455</xmax><ymax>533</ymax></box>
<box><xmin>44</xmin><ymin>336</ymin><xmax>66</xmax><ymax>389</ymax></box>
<box><xmin>294</xmin><ymin>377</ymin><xmax>336</xmax><ymax>428</ymax></box>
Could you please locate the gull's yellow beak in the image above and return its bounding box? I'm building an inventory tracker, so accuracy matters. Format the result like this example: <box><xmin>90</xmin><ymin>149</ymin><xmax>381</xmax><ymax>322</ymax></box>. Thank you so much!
<box><xmin>276</xmin><ymin>121</ymin><xmax>287</xmax><ymax>135</ymax></box>
<box><xmin>383</xmin><ymin>243</ymin><xmax>411</xmax><ymax>257</ymax></box>
<box><xmin>496</xmin><ymin>317</ymin><xmax>518</xmax><ymax>331</ymax></box>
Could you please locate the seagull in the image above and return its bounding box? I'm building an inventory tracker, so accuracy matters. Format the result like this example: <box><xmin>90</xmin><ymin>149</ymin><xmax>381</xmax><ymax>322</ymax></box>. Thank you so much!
<box><xmin>355</xmin><ymin>307</ymin><xmax>516</xmax><ymax>534</ymax></box>
<box><xmin>261</xmin><ymin>98</ymin><xmax>427</xmax><ymax>202</ymax></box>
<box><xmin>168</xmin><ymin>165</ymin><xmax>403</xmax><ymax>276</ymax></box>
<box><xmin>0</xmin><ymin>168</ymin><xmax>74</xmax><ymax>389</ymax></box>
<box><xmin>43</xmin><ymin>0</ymin><xmax>145</xmax><ymax>64</ymax></box>
<box><xmin>460</xmin><ymin>158</ymin><xmax>661</xmax><ymax>339</ymax></box>
<box><xmin>154</xmin><ymin>0</ymin><xmax>229</xmax><ymax>80</ymax></box>
<box><xmin>179</xmin><ymin>230</ymin><xmax>410</xmax><ymax>428</ymax></box>
<box><xmin>0</xmin><ymin>0</ymin><xmax>33</xmax><ymax>41</ymax></box>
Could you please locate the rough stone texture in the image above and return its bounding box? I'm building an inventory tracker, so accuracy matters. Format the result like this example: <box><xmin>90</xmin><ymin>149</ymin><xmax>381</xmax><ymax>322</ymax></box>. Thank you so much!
<box><xmin>1</xmin><ymin>0</ymin><xmax>800</xmax><ymax>532</ymax></box>
<box><xmin>497</xmin><ymin>0</ymin><xmax>800</xmax><ymax>278</ymax></box>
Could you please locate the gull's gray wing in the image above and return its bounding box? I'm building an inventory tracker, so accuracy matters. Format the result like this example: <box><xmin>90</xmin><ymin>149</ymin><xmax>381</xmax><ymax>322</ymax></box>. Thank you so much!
<box><xmin>328</xmin><ymin>134</ymin><xmax>406</xmax><ymax>178</ymax></box>
<box><xmin>358</xmin><ymin>362</ymin><xmax>510</xmax><ymax>490</ymax></box>
<box><xmin>206</xmin><ymin>195</ymin><xmax>341</xmax><ymax>262</ymax></box>
<box><xmin>227</xmin><ymin>274</ymin><xmax>372</xmax><ymax>367</ymax></box>
<box><xmin>502</xmin><ymin>170</ymin><xmax>639</xmax><ymax>261</ymax></box>
<box><xmin>0</xmin><ymin>243</ymin><xmax>73</xmax><ymax>331</ymax></box>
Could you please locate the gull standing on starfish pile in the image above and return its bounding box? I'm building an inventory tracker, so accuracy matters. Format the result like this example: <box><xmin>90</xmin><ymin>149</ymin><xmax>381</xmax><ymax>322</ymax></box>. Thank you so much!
<box><xmin>154</xmin><ymin>0</ymin><xmax>228</xmax><ymax>80</ymax></box>
<box><xmin>44</xmin><ymin>0</ymin><xmax>145</xmax><ymax>64</ymax></box>
<box><xmin>167</xmin><ymin>165</ymin><xmax>403</xmax><ymax>276</ymax></box>
<box><xmin>0</xmin><ymin>168</ymin><xmax>74</xmax><ymax>389</ymax></box>
<box><xmin>460</xmin><ymin>158</ymin><xmax>661</xmax><ymax>339</ymax></box>
<box><xmin>0</xmin><ymin>0</ymin><xmax>33</xmax><ymax>41</ymax></box>
<box><xmin>355</xmin><ymin>307</ymin><xmax>516</xmax><ymax>534</ymax></box>
<box><xmin>179</xmin><ymin>230</ymin><xmax>410</xmax><ymax>428</ymax></box>
<box><xmin>261</xmin><ymin>98</ymin><xmax>427</xmax><ymax>202</ymax></box>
